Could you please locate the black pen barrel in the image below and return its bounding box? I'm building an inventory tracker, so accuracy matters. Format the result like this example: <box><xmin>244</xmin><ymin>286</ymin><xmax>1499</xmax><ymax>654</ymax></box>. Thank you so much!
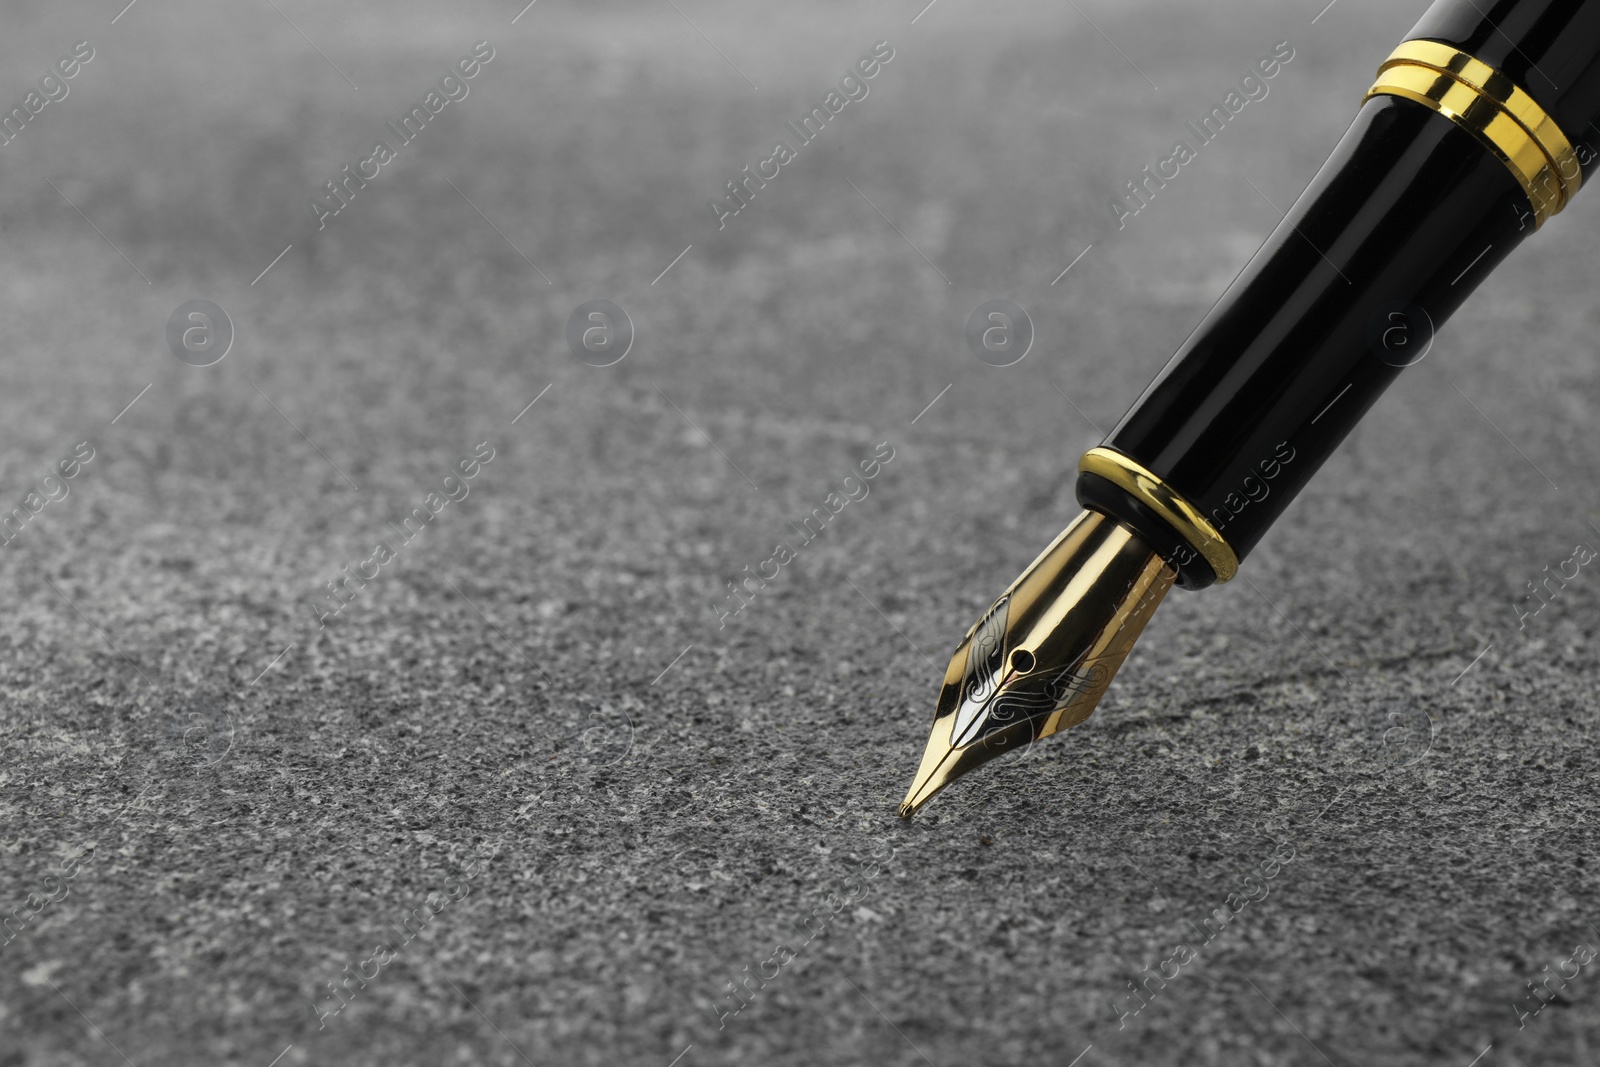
<box><xmin>1076</xmin><ymin>0</ymin><xmax>1600</xmax><ymax>589</ymax></box>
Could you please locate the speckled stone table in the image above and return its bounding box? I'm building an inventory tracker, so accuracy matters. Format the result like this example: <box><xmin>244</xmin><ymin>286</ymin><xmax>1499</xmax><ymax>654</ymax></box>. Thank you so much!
<box><xmin>1</xmin><ymin>1</ymin><xmax>1597</xmax><ymax>1064</ymax></box>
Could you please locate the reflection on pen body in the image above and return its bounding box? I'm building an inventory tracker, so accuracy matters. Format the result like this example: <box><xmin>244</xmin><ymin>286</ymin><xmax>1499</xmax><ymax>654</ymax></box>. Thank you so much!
<box><xmin>901</xmin><ymin>0</ymin><xmax>1600</xmax><ymax>816</ymax></box>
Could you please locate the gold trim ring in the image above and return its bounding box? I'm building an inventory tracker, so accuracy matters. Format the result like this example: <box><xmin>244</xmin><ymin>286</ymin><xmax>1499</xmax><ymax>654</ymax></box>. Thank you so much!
<box><xmin>1365</xmin><ymin>40</ymin><xmax>1580</xmax><ymax>228</ymax></box>
<box><xmin>1078</xmin><ymin>447</ymin><xmax>1239</xmax><ymax>583</ymax></box>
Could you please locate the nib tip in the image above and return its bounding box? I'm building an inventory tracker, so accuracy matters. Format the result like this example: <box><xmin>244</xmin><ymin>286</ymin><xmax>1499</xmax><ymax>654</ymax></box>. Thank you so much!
<box><xmin>897</xmin><ymin>509</ymin><xmax>1176</xmax><ymax>819</ymax></box>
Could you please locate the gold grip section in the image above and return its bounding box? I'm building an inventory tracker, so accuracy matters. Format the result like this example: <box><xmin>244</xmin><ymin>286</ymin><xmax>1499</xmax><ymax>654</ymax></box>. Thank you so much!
<box><xmin>1078</xmin><ymin>447</ymin><xmax>1238</xmax><ymax>583</ymax></box>
<box><xmin>1365</xmin><ymin>40</ymin><xmax>1580</xmax><ymax>228</ymax></box>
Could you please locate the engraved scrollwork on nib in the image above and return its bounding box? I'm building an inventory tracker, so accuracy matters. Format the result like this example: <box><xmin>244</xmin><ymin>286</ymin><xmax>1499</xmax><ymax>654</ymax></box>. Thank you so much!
<box><xmin>950</xmin><ymin>595</ymin><xmax>1009</xmax><ymax>746</ymax></box>
<box><xmin>901</xmin><ymin>510</ymin><xmax>1177</xmax><ymax>817</ymax></box>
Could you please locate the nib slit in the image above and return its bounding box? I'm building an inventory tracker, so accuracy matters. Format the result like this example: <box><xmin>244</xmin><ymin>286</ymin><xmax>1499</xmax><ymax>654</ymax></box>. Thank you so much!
<box><xmin>897</xmin><ymin>509</ymin><xmax>1175</xmax><ymax>816</ymax></box>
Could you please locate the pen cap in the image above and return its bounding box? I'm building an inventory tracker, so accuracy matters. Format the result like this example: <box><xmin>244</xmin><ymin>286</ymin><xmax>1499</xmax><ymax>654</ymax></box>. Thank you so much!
<box><xmin>1078</xmin><ymin>0</ymin><xmax>1600</xmax><ymax>589</ymax></box>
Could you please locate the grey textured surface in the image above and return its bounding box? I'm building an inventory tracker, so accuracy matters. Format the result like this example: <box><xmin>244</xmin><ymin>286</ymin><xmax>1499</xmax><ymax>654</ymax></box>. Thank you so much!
<box><xmin>2</xmin><ymin>1</ymin><xmax>1599</xmax><ymax>1065</ymax></box>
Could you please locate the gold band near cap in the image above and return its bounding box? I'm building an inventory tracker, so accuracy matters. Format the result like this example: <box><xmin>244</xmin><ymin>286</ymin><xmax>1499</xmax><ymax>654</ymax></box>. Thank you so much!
<box><xmin>1078</xmin><ymin>447</ymin><xmax>1239</xmax><ymax>583</ymax></box>
<box><xmin>1364</xmin><ymin>40</ymin><xmax>1580</xmax><ymax>228</ymax></box>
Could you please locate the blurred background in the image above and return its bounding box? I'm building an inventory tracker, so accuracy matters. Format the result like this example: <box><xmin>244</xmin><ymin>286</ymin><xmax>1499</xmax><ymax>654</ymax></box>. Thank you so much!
<box><xmin>2</xmin><ymin>0</ymin><xmax>1598</xmax><ymax>1064</ymax></box>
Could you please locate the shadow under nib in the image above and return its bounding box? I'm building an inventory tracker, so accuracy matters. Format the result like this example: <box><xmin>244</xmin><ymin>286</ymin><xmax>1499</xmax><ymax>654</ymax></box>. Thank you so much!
<box><xmin>898</xmin><ymin>509</ymin><xmax>1175</xmax><ymax>818</ymax></box>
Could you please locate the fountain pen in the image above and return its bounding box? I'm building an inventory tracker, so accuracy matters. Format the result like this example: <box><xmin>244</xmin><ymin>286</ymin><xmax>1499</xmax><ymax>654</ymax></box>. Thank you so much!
<box><xmin>901</xmin><ymin>0</ymin><xmax>1600</xmax><ymax>816</ymax></box>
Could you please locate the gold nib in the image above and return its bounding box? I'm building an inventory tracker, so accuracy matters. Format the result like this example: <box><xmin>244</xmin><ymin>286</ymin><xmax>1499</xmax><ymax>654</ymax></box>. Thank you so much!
<box><xmin>899</xmin><ymin>510</ymin><xmax>1174</xmax><ymax>817</ymax></box>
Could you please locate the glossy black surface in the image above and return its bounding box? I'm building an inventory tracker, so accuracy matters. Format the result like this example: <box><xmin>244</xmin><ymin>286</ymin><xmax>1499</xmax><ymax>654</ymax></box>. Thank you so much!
<box><xmin>1076</xmin><ymin>0</ymin><xmax>1600</xmax><ymax>590</ymax></box>
<box><xmin>1080</xmin><ymin>97</ymin><xmax>1530</xmax><ymax>588</ymax></box>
